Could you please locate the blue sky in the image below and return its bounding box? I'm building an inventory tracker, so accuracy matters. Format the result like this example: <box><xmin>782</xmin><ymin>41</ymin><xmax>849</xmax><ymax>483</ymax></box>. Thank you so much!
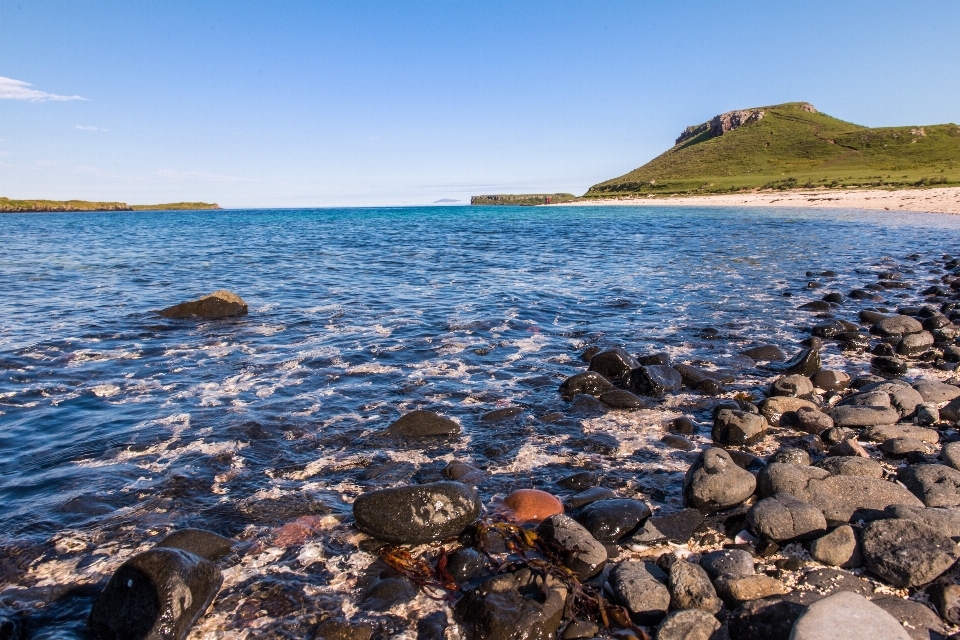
<box><xmin>1</xmin><ymin>1</ymin><xmax>959</xmax><ymax>207</ymax></box>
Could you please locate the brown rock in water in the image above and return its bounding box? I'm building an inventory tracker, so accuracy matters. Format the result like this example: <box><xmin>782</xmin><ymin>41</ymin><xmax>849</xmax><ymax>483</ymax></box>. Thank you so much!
<box><xmin>160</xmin><ymin>290</ymin><xmax>248</xmax><ymax>319</ymax></box>
<box><xmin>503</xmin><ymin>489</ymin><xmax>563</xmax><ymax>524</ymax></box>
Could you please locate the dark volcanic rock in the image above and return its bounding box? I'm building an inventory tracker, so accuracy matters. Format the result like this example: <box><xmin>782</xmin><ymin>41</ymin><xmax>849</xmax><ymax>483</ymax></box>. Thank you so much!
<box><xmin>740</xmin><ymin>344</ymin><xmax>786</xmax><ymax>361</ymax></box>
<box><xmin>159</xmin><ymin>290</ymin><xmax>248</xmax><ymax>319</ymax></box>
<box><xmin>360</xmin><ymin>577</ymin><xmax>417</xmax><ymax>611</ymax></box>
<box><xmin>726</xmin><ymin>595</ymin><xmax>808</xmax><ymax>640</ymax></box>
<box><xmin>535</xmin><ymin>514</ymin><xmax>607</xmax><ymax>579</ymax></box>
<box><xmin>897</xmin><ymin>464</ymin><xmax>960</xmax><ymax>507</ymax></box>
<box><xmin>872</xmin><ymin>355</ymin><xmax>908</xmax><ymax>376</ymax></box>
<box><xmin>775</xmin><ymin>348</ymin><xmax>821</xmax><ymax>376</ymax></box>
<box><xmin>599</xmin><ymin>389</ymin><xmax>650</xmax><ymax>409</ymax></box>
<box><xmin>558</xmin><ymin>371</ymin><xmax>614</xmax><ymax>399</ymax></box>
<box><xmin>770</xmin><ymin>374</ymin><xmax>815</xmax><ymax>398</ymax></box>
<box><xmin>609</xmin><ymin>561</ymin><xmax>671</xmax><ymax>625</ymax></box>
<box><xmin>627</xmin><ymin>365</ymin><xmax>682</xmax><ymax>396</ymax></box>
<box><xmin>712</xmin><ymin>409</ymin><xmax>767</xmax><ymax>446</ymax></box>
<box><xmin>446</xmin><ymin>548</ymin><xmax>485</xmax><ymax>582</ymax></box>
<box><xmin>861</xmin><ymin>518</ymin><xmax>960</xmax><ymax>587</ymax></box>
<box><xmin>576</xmin><ymin>498</ymin><xmax>650</xmax><ymax>543</ymax></box>
<box><xmin>871</xmin><ymin>597</ymin><xmax>946</xmax><ymax>640</ymax></box>
<box><xmin>884</xmin><ymin>504</ymin><xmax>960</xmax><ymax>537</ymax></box>
<box><xmin>563</xmin><ymin>486</ymin><xmax>617</xmax><ymax>509</ymax></box>
<box><xmin>684</xmin><ymin>448</ymin><xmax>757</xmax><ymax>512</ymax></box>
<box><xmin>386</xmin><ymin>410</ymin><xmax>460</xmax><ymax>437</ymax></box>
<box><xmin>556</xmin><ymin>471</ymin><xmax>598</xmax><ymax>490</ymax></box>
<box><xmin>154</xmin><ymin>528</ymin><xmax>234</xmax><ymax>561</ymax></box>
<box><xmin>873</xmin><ymin>315</ymin><xmax>924</xmax><ymax>337</ymax></box>
<box><xmin>747</xmin><ymin>493</ymin><xmax>827</xmax><ymax>542</ymax></box>
<box><xmin>913</xmin><ymin>379</ymin><xmax>960</xmax><ymax>403</ymax></box>
<box><xmin>588</xmin><ymin>347</ymin><xmax>640</xmax><ymax>380</ymax></box>
<box><xmin>645</xmin><ymin>508</ymin><xmax>704</xmax><ymax>544</ymax></box>
<box><xmin>88</xmin><ymin>548</ymin><xmax>222</xmax><ymax>640</ymax></box>
<box><xmin>454</xmin><ymin>568</ymin><xmax>567</xmax><ymax>640</ymax></box>
<box><xmin>815</xmin><ymin>456</ymin><xmax>883</xmax><ymax>478</ymax></box>
<box><xmin>670</xmin><ymin>416</ymin><xmax>698</xmax><ymax>435</ymax></box>
<box><xmin>700</xmin><ymin>549</ymin><xmax>755</xmax><ymax>579</ymax></box>
<box><xmin>352</xmin><ymin>481</ymin><xmax>481</xmax><ymax>544</ymax></box>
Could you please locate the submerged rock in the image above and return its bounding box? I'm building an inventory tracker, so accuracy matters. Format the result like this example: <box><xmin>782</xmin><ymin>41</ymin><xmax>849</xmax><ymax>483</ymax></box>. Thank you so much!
<box><xmin>159</xmin><ymin>290</ymin><xmax>248</xmax><ymax>319</ymax></box>
<box><xmin>386</xmin><ymin>410</ymin><xmax>460</xmax><ymax>438</ymax></box>
<box><xmin>588</xmin><ymin>348</ymin><xmax>640</xmax><ymax>380</ymax></box>
<box><xmin>454</xmin><ymin>568</ymin><xmax>567</xmax><ymax>640</ymax></box>
<box><xmin>154</xmin><ymin>528</ymin><xmax>234</xmax><ymax>561</ymax></box>
<box><xmin>352</xmin><ymin>481</ymin><xmax>481</xmax><ymax>544</ymax></box>
<box><xmin>88</xmin><ymin>548</ymin><xmax>222</xmax><ymax>640</ymax></box>
<box><xmin>558</xmin><ymin>371</ymin><xmax>613</xmax><ymax>399</ymax></box>
<box><xmin>627</xmin><ymin>364</ymin><xmax>682</xmax><ymax>396</ymax></box>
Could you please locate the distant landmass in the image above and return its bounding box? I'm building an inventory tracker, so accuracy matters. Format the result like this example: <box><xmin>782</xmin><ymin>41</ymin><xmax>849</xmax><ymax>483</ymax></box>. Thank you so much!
<box><xmin>0</xmin><ymin>198</ymin><xmax>220</xmax><ymax>212</ymax></box>
<box><xmin>583</xmin><ymin>101</ymin><xmax>960</xmax><ymax>197</ymax></box>
<box><xmin>471</xmin><ymin>193</ymin><xmax>576</xmax><ymax>206</ymax></box>
<box><xmin>433</xmin><ymin>198</ymin><xmax>460</xmax><ymax>203</ymax></box>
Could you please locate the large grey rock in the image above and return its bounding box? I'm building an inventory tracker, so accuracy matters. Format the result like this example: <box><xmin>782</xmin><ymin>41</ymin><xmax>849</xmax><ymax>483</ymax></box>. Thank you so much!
<box><xmin>558</xmin><ymin>371</ymin><xmax>613</xmax><ymax>399</ymax></box>
<box><xmin>155</xmin><ymin>529</ymin><xmax>234</xmax><ymax>561</ymax></box>
<box><xmin>713</xmin><ymin>409</ymin><xmax>767</xmax><ymax>446</ymax></box>
<box><xmin>880</xmin><ymin>436</ymin><xmax>934</xmax><ymax>457</ymax></box>
<box><xmin>88</xmin><ymin>548</ymin><xmax>222</xmax><ymax>640</ymax></box>
<box><xmin>748</xmin><ymin>493</ymin><xmax>827</xmax><ymax>542</ymax></box>
<box><xmin>873</xmin><ymin>315</ymin><xmax>924</xmax><ymax>337</ymax></box>
<box><xmin>741</xmin><ymin>344</ymin><xmax>786</xmax><ymax>361</ymax></box>
<box><xmin>669</xmin><ymin>560</ymin><xmax>721</xmax><ymax>614</ymax></box>
<box><xmin>811</xmin><ymin>370</ymin><xmax>850</xmax><ymax>391</ymax></box>
<box><xmin>588</xmin><ymin>348</ymin><xmax>640</xmax><ymax>380</ymax></box>
<box><xmin>870</xmin><ymin>597</ymin><xmax>947</xmax><ymax>640</ymax></box>
<box><xmin>791</xmin><ymin>406</ymin><xmax>834</xmax><ymax>434</ymax></box>
<box><xmin>861</xmin><ymin>518</ymin><xmax>960</xmax><ymax>587</ymax></box>
<box><xmin>576</xmin><ymin>498</ymin><xmax>651</xmax><ymax>543</ymax></box>
<box><xmin>940</xmin><ymin>397</ymin><xmax>960</xmax><ymax>422</ymax></box>
<box><xmin>884</xmin><ymin>504</ymin><xmax>960</xmax><ymax>537</ymax></box>
<box><xmin>386</xmin><ymin>410</ymin><xmax>460</xmax><ymax>437</ymax></box>
<box><xmin>159</xmin><ymin>290</ymin><xmax>248</xmax><ymax>319</ymax></box>
<box><xmin>760</xmin><ymin>396</ymin><xmax>819</xmax><ymax>427</ymax></box>
<box><xmin>859</xmin><ymin>382</ymin><xmax>925</xmax><ymax>416</ymax></box>
<box><xmin>699</xmin><ymin>549</ymin><xmax>755</xmax><ymax>579</ymax></box>
<box><xmin>776</xmin><ymin>348</ymin><xmax>822</xmax><ymax>376</ymax></box>
<box><xmin>914</xmin><ymin>380</ymin><xmax>960</xmax><ymax>403</ymax></box>
<box><xmin>627</xmin><ymin>364</ymin><xmax>682</xmax><ymax>396</ymax></box>
<box><xmin>898</xmin><ymin>331</ymin><xmax>935</xmax><ymax>356</ymax></box>
<box><xmin>862</xmin><ymin>424</ymin><xmax>939</xmax><ymax>444</ymax></box>
<box><xmin>897</xmin><ymin>464</ymin><xmax>960</xmax><ymax>507</ymax></box>
<box><xmin>815</xmin><ymin>457</ymin><xmax>884</xmax><ymax>478</ymax></box>
<box><xmin>352</xmin><ymin>481</ymin><xmax>481</xmax><ymax>544</ymax></box>
<box><xmin>683</xmin><ymin>448</ymin><xmax>757</xmax><ymax>512</ymax></box>
<box><xmin>727</xmin><ymin>595</ymin><xmax>808</xmax><ymax>640</ymax></box>
<box><xmin>609</xmin><ymin>561</ymin><xmax>670</xmax><ymax>625</ymax></box>
<box><xmin>789</xmin><ymin>591</ymin><xmax>911</xmax><ymax>640</ymax></box>
<box><xmin>758</xmin><ymin>463</ymin><xmax>923</xmax><ymax>523</ymax></box>
<box><xmin>535</xmin><ymin>514</ymin><xmax>606</xmax><ymax>579</ymax></box>
<box><xmin>827</xmin><ymin>404</ymin><xmax>900</xmax><ymax>427</ymax></box>
<box><xmin>454</xmin><ymin>568</ymin><xmax>567</xmax><ymax>640</ymax></box>
<box><xmin>656</xmin><ymin>609</ymin><xmax>720</xmax><ymax>640</ymax></box>
<box><xmin>771</xmin><ymin>375</ymin><xmax>815</xmax><ymax>398</ymax></box>
<box><xmin>808</xmin><ymin>524</ymin><xmax>862</xmax><ymax>568</ymax></box>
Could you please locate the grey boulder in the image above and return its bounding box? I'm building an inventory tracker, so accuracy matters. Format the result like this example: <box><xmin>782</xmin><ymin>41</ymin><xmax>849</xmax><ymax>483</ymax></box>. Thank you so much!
<box><xmin>789</xmin><ymin>591</ymin><xmax>911</xmax><ymax>640</ymax></box>
<box><xmin>914</xmin><ymin>380</ymin><xmax>960</xmax><ymax>403</ymax></box>
<box><xmin>861</xmin><ymin>518</ymin><xmax>960</xmax><ymax>587</ymax></box>
<box><xmin>454</xmin><ymin>568</ymin><xmax>567</xmax><ymax>640</ymax></box>
<box><xmin>609</xmin><ymin>561</ymin><xmax>670</xmax><ymax>625</ymax></box>
<box><xmin>683</xmin><ymin>448</ymin><xmax>757</xmax><ymax>512</ymax></box>
<box><xmin>712</xmin><ymin>409</ymin><xmax>767</xmax><ymax>446</ymax></box>
<box><xmin>669</xmin><ymin>560</ymin><xmax>721</xmax><ymax>614</ymax></box>
<box><xmin>897</xmin><ymin>464</ymin><xmax>960</xmax><ymax>508</ymax></box>
<box><xmin>535</xmin><ymin>514</ymin><xmax>606</xmax><ymax>579</ymax></box>
<box><xmin>656</xmin><ymin>609</ymin><xmax>720</xmax><ymax>640</ymax></box>
<box><xmin>747</xmin><ymin>492</ymin><xmax>826</xmax><ymax>542</ymax></box>
<box><xmin>808</xmin><ymin>524</ymin><xmax>862</xmax><ymax>568</ymax></box>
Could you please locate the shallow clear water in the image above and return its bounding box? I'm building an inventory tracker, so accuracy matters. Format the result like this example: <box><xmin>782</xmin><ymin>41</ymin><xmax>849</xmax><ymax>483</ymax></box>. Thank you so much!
<box><xmin>2</xmin><ymin>205</ymin><xmax>960</xmax><ymax>636</ymax></box>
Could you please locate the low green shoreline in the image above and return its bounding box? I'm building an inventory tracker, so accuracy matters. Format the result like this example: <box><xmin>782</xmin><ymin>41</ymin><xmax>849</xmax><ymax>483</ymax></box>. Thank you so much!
<box><xmin>0</xmin><ymin>198</ymin><xmax>220</xmax><ymax>213</ymax></box>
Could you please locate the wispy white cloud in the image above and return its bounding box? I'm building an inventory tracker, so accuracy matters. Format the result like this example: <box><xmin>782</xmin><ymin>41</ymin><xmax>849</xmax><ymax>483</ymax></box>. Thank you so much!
<box><xmin>153</xmin><ymin>169</ymin><xmax>256</xmax><ymax>184</ymax></box>
<box><xmin>0</xmin><ymin>76</ymin><xmax>86</xmax><ymax>102</ymax></box>
<box><xmin>76</xmin><ymin>125</ymin><xmax>106</xmax><ymax>132</ymax></box>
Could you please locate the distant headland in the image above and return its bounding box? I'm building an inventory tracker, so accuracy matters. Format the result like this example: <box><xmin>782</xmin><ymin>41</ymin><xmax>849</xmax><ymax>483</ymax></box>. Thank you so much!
<box><xmin>0</xmin><ymin>198</ymin><xmax>220</xmax><ymax>213</ymax></box>
<box><xmin>470</xmin><ymin>193</ymin><xmax>576</xmax><ymax>206</ymax></box>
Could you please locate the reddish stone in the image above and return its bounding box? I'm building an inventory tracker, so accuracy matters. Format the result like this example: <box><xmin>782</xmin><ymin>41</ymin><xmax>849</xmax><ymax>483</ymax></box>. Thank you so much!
<box><xmin>503</xmin><ymin>489</ymin><xmax>564</xmax><ymax>524</ymax></box>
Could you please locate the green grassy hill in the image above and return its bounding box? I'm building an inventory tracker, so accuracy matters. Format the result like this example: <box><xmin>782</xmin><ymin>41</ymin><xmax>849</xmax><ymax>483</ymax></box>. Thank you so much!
<box><xmin>1</xmin><ymin>198</ymin><xmax>219</xmax><ymax>212</ymax></box>
<box><xmin>584</xmin><ymin>102</ymin><xmax>960</xmax><ymax>197</ymax></box>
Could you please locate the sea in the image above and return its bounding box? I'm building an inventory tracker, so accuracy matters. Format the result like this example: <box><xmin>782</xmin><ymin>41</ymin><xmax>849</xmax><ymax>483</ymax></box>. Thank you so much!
<box><xmin>2</xmin><ymin>205</ymin><xmax>960</xmax><ymax>637</ymax></box>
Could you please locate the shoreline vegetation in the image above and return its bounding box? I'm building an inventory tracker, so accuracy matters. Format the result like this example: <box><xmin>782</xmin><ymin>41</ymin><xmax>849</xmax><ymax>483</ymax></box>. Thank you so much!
<box><xmin>0</xmin><ymin>198</ymin><xmax>220</xmax><ymax>213</ymax></box>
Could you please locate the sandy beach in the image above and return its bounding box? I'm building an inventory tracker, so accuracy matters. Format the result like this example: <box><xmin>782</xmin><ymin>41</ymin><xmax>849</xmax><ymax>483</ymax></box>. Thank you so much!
<box><xmin>556</xmin><ymin>186</ymin><xmax>960</xmax><ymax>215</ymax></box>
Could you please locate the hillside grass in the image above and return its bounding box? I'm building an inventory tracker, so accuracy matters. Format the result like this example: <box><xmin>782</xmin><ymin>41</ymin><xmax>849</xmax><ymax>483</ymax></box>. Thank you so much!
<box><xmin>1</xmin><ymin>198</ymin><xmax>220</xmax><ymax>212</ymax></box>
<box><xmin>130</xmin><ymin>202</ymin><xmax>220</xmax><ymax>210</ymax></box>
<box><xmin>584</xmin><ymin>102</ymin><xmax>960</xmax><ymax>197</ymax></box>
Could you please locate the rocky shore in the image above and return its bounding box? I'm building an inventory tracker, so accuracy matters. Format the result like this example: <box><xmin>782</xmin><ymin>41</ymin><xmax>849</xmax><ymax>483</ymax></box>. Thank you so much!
<box><xmin>12</xmin><ymin>251</ymin><xmax>960</xmax><ymax>640</ymax></box>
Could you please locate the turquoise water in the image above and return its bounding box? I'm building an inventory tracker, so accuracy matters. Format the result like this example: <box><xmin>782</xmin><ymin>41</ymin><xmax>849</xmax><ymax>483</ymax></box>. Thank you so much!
<box><xmin>1</xmin><ymin>205</ymin><xmax>959</xmax><ymax>635</ymax></box>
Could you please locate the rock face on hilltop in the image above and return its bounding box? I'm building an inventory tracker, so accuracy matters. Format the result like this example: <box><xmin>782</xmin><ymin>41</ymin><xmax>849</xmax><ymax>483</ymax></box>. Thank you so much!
<box><xmin>676</xmin><ymin>109</ymin><xmax>768</xmax><ymax>145</ymax></box>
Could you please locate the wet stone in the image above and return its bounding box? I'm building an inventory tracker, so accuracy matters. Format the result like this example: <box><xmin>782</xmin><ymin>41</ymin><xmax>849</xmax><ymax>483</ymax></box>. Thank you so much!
<box><xmin>576</xmin><ymin>498</ymin><xmax>651</xmax><ymax>543</ymax></box>
<box><xmin>670</xmin><ymin>416</ymin><xmax>698</xmax><ymax>435</ymax></box>
<box><xmin>314</xmin><ymin>618</ymin><xmax>375</xmax><ymax>640</ymax></box>
<box><xmin>536</xmin><ymin>514</ymin><xmax>607</xmax><ymax>579</ymax></box>
<box><xmin>479</xmin><ymin>406</ymin><xmax>524</xmax><ymax>423</ymax></box>
<box><xmin>873</xmin><ymin>315</ymin><xmax>924</xmax><ymax>337</ymax></box>
<box><xmin>661</xmin><ymin>434</ymin><xmax>695</xmax><ymax>451</ymax></box>
<box><xmin>609</xmin><ymin>561</ymin><xmax>670</xmax><ymax>625</ymax></box>
<box><xmin>88</xmin><ymin>548</ymin><xmax>223</xmax><ymax>640</ymax></box>
<box><xmin>598</xmin><ymin>389</ymin><xmax>649</xmax><ymax>409</ymax></box>
<box><xmin>811</xmin><ymin>370</ymin><xmax>851</xmax><ymax>391</ymax></box>
<box><xmin>740</xmin><ymin>344</ymin><xmax>786</xmax><ymax>361</ymax></box>
<box><xmin>154</xmin><ymin>528</ymin><xmax>234</xmax><ymax>561</ymax></box>
<box><xmin>503</xmin><ymin>489</ymin><xmax>564</xmax><ymax>524</ymax></box>
<box><xmin>563</xmin><ymin>486</ymin><xmax>617</xmax><ymax>509</ymax></box>
<box><xmin>159</xmin><ymin>289</ymin><xmax>248</xmax><ymax>319</ymax></box>
<box><xmin>898</xmin><ymin>331</ymin><xmax>935</xmax><ymax>356</ymax></box>
<box><xmin>558</xmin><ymin>371</ymin><xmax>614</xmax><ymax>399</ymax></box>
<box><xmin>588</xmin><ymin>347</ymin><xmax>640</xmax><ymax>380</ymax></box>
<box><xmin>645</xmin><ymin>508</ymin><xmax>704</xmax><ymax>544</ymax></box>
<box><xmin>768</xmin><ymin>447</ymin><xmax>811</xmax><ymax>466</ymax></box>
<box><xmin>360</xmin><ymin>577</ymin><xmax>417</xmax><ymax>611</ymax></box>
<box><xmin>872</xmin><ymin>355</ymin><xmax>908</xmax><ymax>376</ymax></box>
<box><xmin>627</xmin><ymin>364</ymin><xmax>682</xmax><ymax>396</ymax></box>
<box><xmin>778</xmin><ymin>348</ymin><xmax>822</xmax><ymax>377</ymax></box>
<box><xmin>567</xmin><ymin>394</ymin><xmax>607</xmax><ymax>416</ymax></box>
<box><xmin>684</xmin><ymin>448</ymin><xmax>757</xmax><ymax>512</ymax></box>
<box><xmin>556</xmin><ymin>470</ymin><xmax>598</xmax><ymax>490</ymax></box>
<box><xmin>861</xmin><ymin>518</ymin><xmax>960</xmax><ymax>587</ymax></box>
<box><xmin>656</xmin><ymin>609</ymin><xmax>720</xmax><ymax>640</ymax></box>
<box><xmin>386</xmin><ymin>410</ymin><xmax>460</xmax><ymax>438</ymax></box>
<box><xmin>771</xmin><ymin>375</ymin><xmax>814</xmax><ymax>398</ymax></box>
<box><xmin>352</xmin><ymin>481</ymin><xmax>481</xmax><ymax>544</ymax></box>
<box><xmin>446</xmin><ymin>547</ymin><xmax>485</xmax><ymax>582</ymax></box>
<box><xmin>454</xmin><ymin>568</ymin><xmax>567</xmax><ymax>640</ymax></box>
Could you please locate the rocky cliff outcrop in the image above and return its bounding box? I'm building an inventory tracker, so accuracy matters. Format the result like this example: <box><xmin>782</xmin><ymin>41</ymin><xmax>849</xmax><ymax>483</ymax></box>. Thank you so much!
<box><xmin>675</xmin><ymin>104</ymin><xmax>816</xmax><ymax>146</ymax></box>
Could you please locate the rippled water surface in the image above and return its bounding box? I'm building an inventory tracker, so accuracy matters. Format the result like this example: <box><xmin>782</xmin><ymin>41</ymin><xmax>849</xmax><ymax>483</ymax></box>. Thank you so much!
<box><xmin>3</xmin><ymin>205</ymin><xmax>960</xmax><ymax>636</ymax></box>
